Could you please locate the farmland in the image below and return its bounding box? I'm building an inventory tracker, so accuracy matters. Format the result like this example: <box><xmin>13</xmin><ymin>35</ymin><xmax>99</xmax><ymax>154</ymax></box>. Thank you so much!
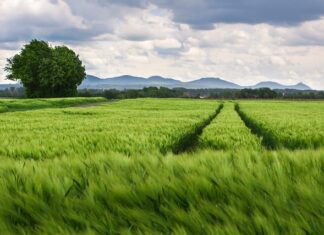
<box><xmin>237</xmin><ymin>101</ymin><xmax>324</xmax><ymax>149</ymax></box>
<box><xmin>0</xmin><ymin>98</ymin><xmax>323</xmax><ymax>234</ymax></box>
<box><xmin>0</xmin><ymin>99</ymin><xmax>219</xmax><ymax>159</ymax></box>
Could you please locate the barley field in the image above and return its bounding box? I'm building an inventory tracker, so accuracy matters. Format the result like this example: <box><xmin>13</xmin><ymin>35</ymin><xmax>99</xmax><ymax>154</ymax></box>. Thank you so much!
<box><xmin>0</xmin><ymin>98</ymin><xmax>323</xmax><ymax>234</ymax></box>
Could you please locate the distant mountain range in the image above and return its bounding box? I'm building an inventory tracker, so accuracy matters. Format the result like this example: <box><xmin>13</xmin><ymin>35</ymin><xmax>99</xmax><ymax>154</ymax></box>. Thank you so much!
<box><xmin>79</xmin><ymin>75</ymin><xmax>312</xmax><ymax>90</ymax></box>
<box><xmin>0</xmin><ymin>75</ymin><xmax>312</xmax><ymax>90</ymax></box>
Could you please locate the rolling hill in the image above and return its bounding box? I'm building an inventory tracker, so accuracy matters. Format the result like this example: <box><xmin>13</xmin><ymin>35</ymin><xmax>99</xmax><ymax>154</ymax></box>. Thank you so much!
<box><xmin>251</xmin><ymin>81</ymin><xmax>311</xmax><ymax>90</ymax></box>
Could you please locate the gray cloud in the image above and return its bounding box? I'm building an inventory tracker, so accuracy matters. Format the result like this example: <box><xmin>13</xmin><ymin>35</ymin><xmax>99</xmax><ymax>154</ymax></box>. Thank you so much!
<box><xmin>154</xmin><ymin>0</ymin><xmax>324</xmax><ymax>29</ymax></box>
<box><xmin>85</xmin><ymin>0</ymin><xmax>147</xmax><ymax>8</ymax></box>
<box><xmin>77</xmin><ymin>0</ymin><xmax>324</xmax><ymax>28</ymax></box>
<box><xmin>2</xmin><ymin>0</ymin><xmax>324</xmax><ymax>44</ymax></box>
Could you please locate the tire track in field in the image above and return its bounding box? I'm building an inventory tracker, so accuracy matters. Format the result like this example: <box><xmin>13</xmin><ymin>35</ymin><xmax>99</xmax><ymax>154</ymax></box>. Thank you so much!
<box><xmin>0</xmin><ymin>100</ymin><xmax>113</xmax><ymax>114</ymax></box>
<box><xmin>172</xmin><ymin>103</ymin><xmax>224</xmax><ymax>154</ymax></box>
<box><xmin>0</xmin><ymin>106</ymin><xmax>9</xmax><ymax>113</ymax></box>
<box><xmin>234</xmin><ymin>103</ymin><xmax>277</xmax><ymax>149</ymax></box>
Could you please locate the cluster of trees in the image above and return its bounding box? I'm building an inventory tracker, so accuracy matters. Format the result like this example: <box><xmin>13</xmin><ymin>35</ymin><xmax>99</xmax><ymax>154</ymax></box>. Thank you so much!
<box><xmin>276</xmin><ymin>90</ymin><xmax>324</xmax><ymax>99</ymax></box>
<box><xmin>5</xmin><ymin>40</ymin><xmax>85</xmax><ymax>98</ymax></box>
<box><xmin>237</xmin><ymin>88</ymin><xmax>278</xmax><ymax>99</ymax></box>
<box><xmin>79</xmin><ymin>87</ymin><xmax>186</xmax><ymax>99</ymax></box>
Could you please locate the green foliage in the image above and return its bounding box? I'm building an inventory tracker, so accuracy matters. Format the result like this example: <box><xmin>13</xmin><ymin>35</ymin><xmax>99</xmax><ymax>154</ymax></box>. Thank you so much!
<box><xmin>238</xmin><ymin>88</ymin><xmax>277</xmax><ymax>99</ymax></box>
<box><xmin>198</xmin><ymin>102</ymin><xmax>262</xmax><ymax>150</ymax></box>
<box><xmin>238</xmin><ymin>101</ymin><xmax>324</xmax><ymax>149</ymax></box>
<box><xmin>0</xmin><ymin>150</ymin><xmax>322</xmax><ymax>234</ymax></box>
<box><xmin>5</xmin><ymin>40</ymin><xmax>85</xmax><ymax>98</ymax></box>
<box><xmin>96</xmin><ymin>87</ymin><xmax>187</xmax><ymax>99</ymax></box>
<box><xmin>78</xmin><ymin>87</ymin><xmax>324</xmax><ymax>100</ymax></box>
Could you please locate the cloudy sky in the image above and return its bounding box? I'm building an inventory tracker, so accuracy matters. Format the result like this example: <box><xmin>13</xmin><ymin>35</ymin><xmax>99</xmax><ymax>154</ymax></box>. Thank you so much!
<box><xmin>1</xmin><ymin>0</ymin><xmax>324</xmax><ymax>89</ymax></box>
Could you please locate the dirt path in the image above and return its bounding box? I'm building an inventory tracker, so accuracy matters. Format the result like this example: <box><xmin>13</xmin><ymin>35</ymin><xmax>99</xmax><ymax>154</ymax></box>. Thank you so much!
<box><xmin>72</xmin><ymin>100</ymin><xmax>120</xmax><ymax>108</ymax></box>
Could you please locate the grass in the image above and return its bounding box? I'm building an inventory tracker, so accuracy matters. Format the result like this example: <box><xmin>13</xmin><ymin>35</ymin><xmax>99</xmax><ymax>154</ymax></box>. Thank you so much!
<box><xmin>0</xmin><ymin>98</ymin><xmax>323</xmax><ymax>234</ymax></box>
<box><xmin>238</xmin><ymin>101</ymin><xmax>324</xmax><ymax>149</ymax></box>
<box><xmin>0</xmin><ymin>98</ymin><xmax>219</xmax><ymax>159</ymax></box>
<box><xmin>0</xmin><ymin>150</ymin><xmax>322</xmax><ymax>234</ymax></box>
<box><xmin>0</xmin><ymin>105</ymin><xmax>9</xmax><ymax>113</ymax></box>
<box><xmin>198</xmin><ymin>102</ymin><xmax>262</xmax><ymax>150</ymax></box>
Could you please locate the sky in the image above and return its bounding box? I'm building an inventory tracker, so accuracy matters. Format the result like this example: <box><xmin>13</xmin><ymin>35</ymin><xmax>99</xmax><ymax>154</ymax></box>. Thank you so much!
<box><xmin>1</xmin><ymin>0</ymin><xmax>324</xmax><ymax>89</ymax></box>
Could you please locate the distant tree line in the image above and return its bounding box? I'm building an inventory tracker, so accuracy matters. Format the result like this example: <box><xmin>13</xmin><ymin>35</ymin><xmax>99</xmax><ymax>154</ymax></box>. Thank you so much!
<box><xmin>1</xmin><ymin>86</ymin><xmax>324</xmax><ymax>99</ymax></box>
<box><xmin>78</xmin><ymin>87</ymin><xmax>324</xmax><ymax>100</ymax></box>
<box><xmin>79</xmin><ymin>87</ymin><xmax>186</xmax><ymax>99</ymax></box>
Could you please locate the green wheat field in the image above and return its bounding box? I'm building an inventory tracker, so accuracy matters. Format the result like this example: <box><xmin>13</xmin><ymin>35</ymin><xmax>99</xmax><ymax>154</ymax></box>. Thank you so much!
<box><xmin>0</xmin><ymin>97</ymin><xmax>323</xmax><ymax>234</ymax></box>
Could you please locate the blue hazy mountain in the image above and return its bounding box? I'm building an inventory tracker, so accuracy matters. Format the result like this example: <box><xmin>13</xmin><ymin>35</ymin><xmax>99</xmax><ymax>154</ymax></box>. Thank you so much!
<box><xmin>0</xmin><ymin>75</ymin><xmax>312</xmax><ymax>90</ymax></box>
<box><xmin>79</xmin><ymin>75</ymin><xmax>182</xmax><ymax>89</ymax></box>
<box><xmin>185</xmin><ymin>77</ymin><xmax>241</xmax><ymax>89</ymax></box>
<box><xmin>147</xmin><ymin>76</ymin><xmax>182</xmax><ymax>85</ymax></box>
<box><xmin>251</xmin><ymin>81</ymin><xmax>311</xmax><ymax>90</ymax></box>
<box><xmin>79</xmin><ymin>75</ymin><xmax>312</xmax><ymax>90</ymax></box>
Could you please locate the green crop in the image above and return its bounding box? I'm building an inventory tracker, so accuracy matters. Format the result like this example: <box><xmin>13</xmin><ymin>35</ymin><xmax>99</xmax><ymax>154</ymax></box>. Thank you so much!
<box><xmin>0</xmin><ymin>150</ymin><xmax>323</xmax><ymax>234</ymax></box>
<box><xmin>0</xmin><ymin>98</ymin><xmax>219</xmax><ymax>159</ymax></box>
<box><xmin>237</xmin><ymin>101</ymin><xmax>324</xmax><ymax>149</ymax></box>
<box><xmin>198</xmin><ymin>102</ymin><xmax>262</xmax><ymax>150</ymax></box>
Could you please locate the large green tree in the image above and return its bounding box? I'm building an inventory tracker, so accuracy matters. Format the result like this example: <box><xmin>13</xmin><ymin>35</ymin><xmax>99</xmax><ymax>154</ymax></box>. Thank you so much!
<box><xmin>5</xmin><ymin>40</ymin><xmax>85</xmax><ymax>98</ymax></box>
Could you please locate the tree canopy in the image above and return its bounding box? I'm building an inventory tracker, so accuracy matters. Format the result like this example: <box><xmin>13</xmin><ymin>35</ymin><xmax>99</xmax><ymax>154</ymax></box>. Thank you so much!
<box><xmin>5</xmin><ymin>40</ymin><xmax>85</xmax><ymax>98</ymax></box>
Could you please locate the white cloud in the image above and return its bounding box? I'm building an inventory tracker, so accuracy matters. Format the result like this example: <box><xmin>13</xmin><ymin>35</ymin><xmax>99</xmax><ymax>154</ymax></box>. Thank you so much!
<box><xmin>153</xmin><ymin>39</ymin><xmax>182</xmax><ymax>50</ymax></box>
<box><xmin>113</xmin><ymin>7</ymin><xmax>175</xmax><ymax>41</ymax></box>
<box><xmin>273</xmin><ymin>17</ymin><xmax>324</xmax><ymax>46</ymax></box>
<box><xmin>0</xmin><ymin>0</ymin><xmax>87</xmax><ymax>42</ymax></box>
